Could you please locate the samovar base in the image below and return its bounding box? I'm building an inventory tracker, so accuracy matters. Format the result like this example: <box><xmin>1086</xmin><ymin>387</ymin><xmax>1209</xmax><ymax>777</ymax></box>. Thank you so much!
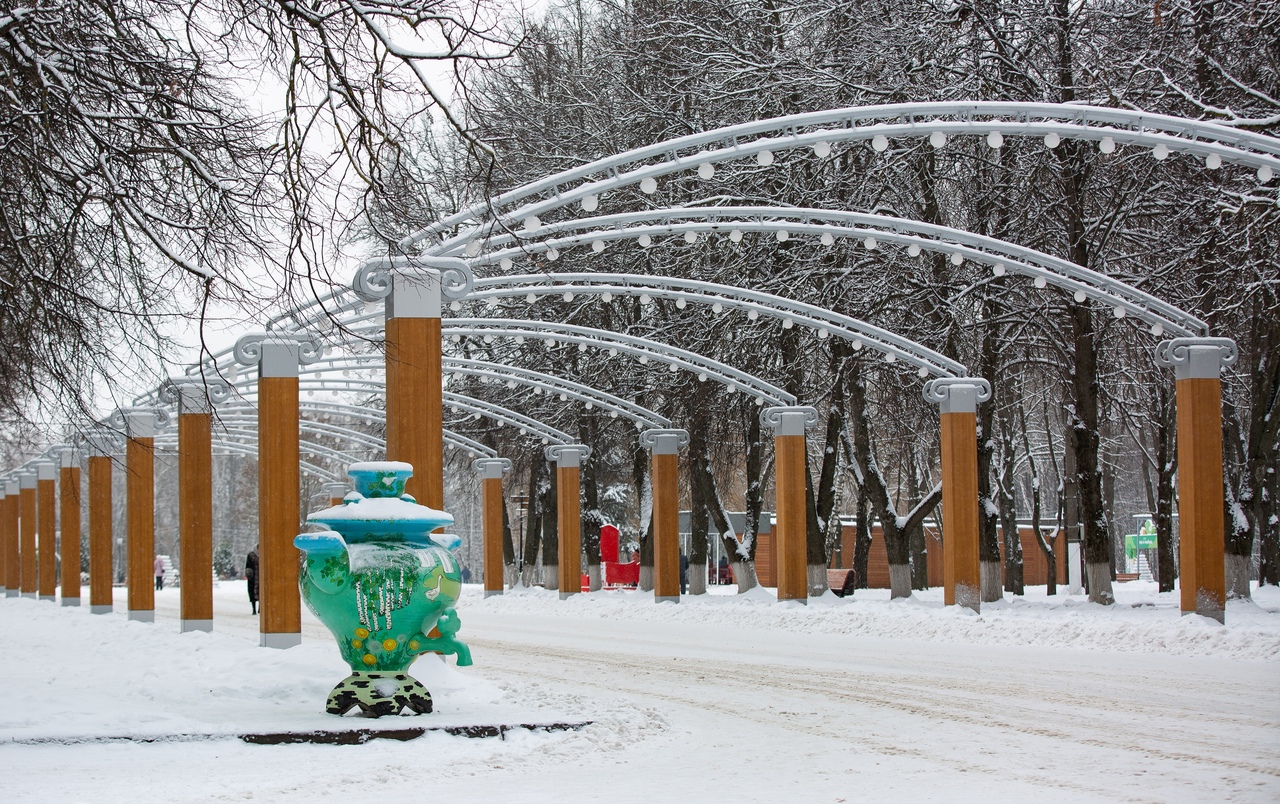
<box><xmin>325</xmin><ymin>671</ymin><xmax>434</xmax><ymax>717</ymax></box>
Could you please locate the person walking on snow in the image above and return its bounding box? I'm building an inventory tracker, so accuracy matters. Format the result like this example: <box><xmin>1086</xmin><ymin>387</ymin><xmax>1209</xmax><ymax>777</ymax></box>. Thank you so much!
<box><xmin>154</xmin><ymin>555</ymin><xmax>165</xmax><ymax>591</ymax></box>
<box><xmin>245</xmin><ymin>545</ymin><xmax>260</xmax><ymax>615</ymax></box>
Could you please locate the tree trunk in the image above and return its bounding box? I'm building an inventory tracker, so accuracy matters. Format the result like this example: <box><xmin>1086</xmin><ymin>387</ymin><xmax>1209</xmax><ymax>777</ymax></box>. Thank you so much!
<box><xmin>519</xmin><ymin>461</ymin><xmax>545</xmax><ymax>588</ymax></box>
<box><xmin>854</xmin><ymin>487</ymin><xmax>872</xmax><ymax>589</ymax></box>
<box><xmin>541</xmin><ymin>465</ymin><xmax>558</xmax><ymax>591</ymax></box>
<box><xmin>580</xmin><ymin>416</ymin><xmax>603</xmax><ymax>592</ymax></box>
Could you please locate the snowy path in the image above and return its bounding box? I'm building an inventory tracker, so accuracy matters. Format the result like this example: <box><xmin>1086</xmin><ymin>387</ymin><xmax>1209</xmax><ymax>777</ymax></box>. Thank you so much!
<box><xmin>1</xmin><ymin>582</ymin><xmax>1276</xmax><ymax>802</ymax></box>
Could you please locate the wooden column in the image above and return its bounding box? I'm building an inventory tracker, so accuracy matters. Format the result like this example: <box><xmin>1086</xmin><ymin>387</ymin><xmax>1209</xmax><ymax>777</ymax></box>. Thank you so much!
<box><xmin>123</xmin><ymin>410</ymin><xmax>157</xmax><ymax>621</ymax></box>
<box><xmin>0</xmin><ymin>487</ymin><xmax>10</xmax><ymax>596</ymax></box>
<box><xmin>385</xmin><ymin>269</ymin><xmax>443</xmax><ymax>508</ymax></box>
<box><xmin>473</xmin><ymin>458</ymin><xmax>513</xmax><ymax>598</ymax></box>
<box><xmin>3</xmin><ymin>480</ymin><xmax>17</xmax><ymax>596</ymax></box>
<box><xmin>237</xmin><ymin>333</ymin><xmax>310</xmax><ymax>648</ymax></box>
<box><xmin>321</xmin><ymin>482</ymin><xmax>348</xmax><ymax>508</ymax></box>
<box><xmin>927</xmin><ymin>380</ymin><xmax>986</xmax><ymax>612</ymax></box>
<box><xmin>88</xmin><ymin>442</ymin><xmax>114</xmax><ymax>614</ymax></box>
<box><xmin>36</xmin><ymin>462</ymin><xmax>57</xmax><ymax>600</ymax></box>
<box><xmin>546</xmin><ymin>445</ymin><xmax>589</xmax><ymax>600</ymax></box>
<box><xmin>173</xmin><ymin>382</ymin><xmax>216</xmax><ymax>632</ymax></box>
<box><xmin>1158</xmin><ymin>339</ymin><xmax>1234</xmax><ymax>624</ymax></box>
<box><xmin>59</xmin><ymin>450</ymin><xmax>82</xmax><ymax>606</ymax></box>
<box><xmin>763</xmin><ymin>408</ymin><xmax>815</xmax><ymax>604</ymax></box>
<box><xmin>642</xmin><ymin>430</ymin><xmax>688</xmax><ymax>603</ymax></box>
<box><xmin>19</xmin><ymin>471</ymin><xmax>36</xmax><ymax>597</ymax></box>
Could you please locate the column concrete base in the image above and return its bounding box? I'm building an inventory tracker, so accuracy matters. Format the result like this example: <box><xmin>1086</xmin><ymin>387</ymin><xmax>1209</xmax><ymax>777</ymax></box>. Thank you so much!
<box><xmin>39</xmin><ymin>594</ymin><xmax>56</xmax><ymax>602</ymax></box>
<box><xmin>181</xmin><ymin>619</ymin><xmax>213</xmax><ymax>633</ymax></box>
<box><xmin>23</xmin><ymin>591</ymin><xmax>37</xmax><ymax>599</ymax></box>
<box><xmin>91</xmin><ymin>605</ymin><xmax>112</xmax><ymax>614</ymax></box>
<box><xmin>483</xmin><ymin>590</ymin><xmax>503</xmax><ymax>598</ymax></box>
<box><xmin>655</xmin><ymin>595</ymin><xmax>679</xmax><ymax>604</ymax></box>
<box><xmin>4</xmin><ymin>589</ymin><xmax>17</xmax><ymax>598</ymax></box>
<box><xmin>128</xmin><ymin>610</ymin><xmax>155</xmax><ymax>623</ymax></box>
<box><xmin>60</xmin><ymin>597</ymin><xmax>80</xmax><ymax>607</ymax></box>
<box><xmin>777</xmin><ymin>597</ymin><xmax>808</xmax><ymax>605</ymax></box>
<box><xmin>954</xmin><ymin>583</ymin><xmax>980</xmax><ymax>613</ymax></box>
<box><xmin>558</xmin><ymin>591</ymin><xmax>577</xmax><ymax>601</ymax></box>
<box><xmin>260</xmin><ymin>632</ymin><xmax>301</xmax><ymax>649</ymax></box>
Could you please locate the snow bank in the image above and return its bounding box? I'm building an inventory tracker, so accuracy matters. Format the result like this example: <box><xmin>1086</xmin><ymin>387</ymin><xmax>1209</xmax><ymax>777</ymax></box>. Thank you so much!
<box><xmin>0</xmin><ymin>596</ymin><xmax>660</xmax><ymax>754</ymax></box>
<box><xmin>466</xmin><ymin>581</ymin><xmax>1280</xmax><ymax>661</ymax></box>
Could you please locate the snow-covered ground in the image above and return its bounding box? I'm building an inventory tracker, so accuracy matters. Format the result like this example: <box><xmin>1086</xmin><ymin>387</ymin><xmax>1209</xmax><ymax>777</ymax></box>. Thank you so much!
<box><xmin>1</xmin><ymin>580</ymin><xmax>1277</xmax><ymax>802</ymax></box>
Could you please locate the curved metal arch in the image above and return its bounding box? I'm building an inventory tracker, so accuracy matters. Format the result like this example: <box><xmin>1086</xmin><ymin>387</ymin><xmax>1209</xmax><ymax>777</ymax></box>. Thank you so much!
<box><xmin>458</xmin><ymin>209</ymin><xmax>1205</xmax><ymax>337</ymax></box>
<box><xmin>223</xmin><ymin>376</ymin><xmax>575</xmax><ymax>446</ymax></box>
<box><xmin>406</xmin><ymin>101</ymin><xmax>1280</xmax><ymax>252</ymax></box>
<box><xmin>288</xmin><ymin>353</ymin><xmax>671</xmax><ymax>428</ymax></box>
<box><xmin>147</xmin><ymin>383</ymin><xmax>502</xmax><ymax>460</ymax></box>
<box><xmin>208</xmin><ymin>425</ymin><xmax>377</xmax><ymax>468</ymax></box>
<box><xmin>431</xmin><ymin>319</ymin><xmax>796</xmax><ymax>404</ymax></box>
<box><xmin>461</xmin><ymin>272</ymin><xmax>964</xmax><ymax>376</ymax></box>
<box><xmin>151</xmin><ymin>434</ymin><xmax>342</xmax><ymax>482</ymax></box>
<box><xmin>443</xmin><ymin>359</ymin><xmax>671</xmax><ymax>429</ymax></box>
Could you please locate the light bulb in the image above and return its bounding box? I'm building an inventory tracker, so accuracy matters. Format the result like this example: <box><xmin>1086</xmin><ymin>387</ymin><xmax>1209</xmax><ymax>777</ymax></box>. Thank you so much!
<box><xmin>950</xmin><ymin>252</ymin><xmax>963</xmax><ymax>266</ymax></box>
<box><xmin>991</xmin><ymin>264</ymin><xmax>1005</xmax><ymax>277</ymax></box>
<box><xmin>1114</xmin><ymin>306</ymin><xmax>1126</xmax><ymax>318</ymax></box>
<box><xmin>592</xmin><ymin>240</ymin><xmax>605</xmax><ymax>253</ymax></box>
<box><xmin>523</xmin><ymin>215</ymin><xmax>540</xmax><ymax>232</ymax></box>
<box><xmin>747</xmin><ymin>310</ymin><xmax>758</xmax><ymax>320</ymax></box>
<box><xmin>638</xmin><ymin>234</ymin><xmax>652</xmax><ymax>247</ymax></box>
<box><xmin>582</xmin><ymin>194</ymin><xmax>599</xmax><ymax>212</ymax></box>
<box><xmin>640</xmin><ymin>176</ymin><xmax>658</xmax><ymax>194</ymax></box>
<box><xmin>1034</xmin><ymin>276</ymin><xmax>1048</xmax><ymax>289</ymax></box>
<box><xmin>987</xmin><ymin>131</ymin><xmax>1004</xmax><ymax>149</ymax></box>
<box><xmin>546</xmin><ymin>248</ymin><xmax>559</xmax><ymax>261</ymax></box>
<box><xmin>814</xmin><ymin>141</ymin><xmax>831</xmax><ymax>158</ymax></box>
<box><xmin>729</xmin><ymin>229</ymin><xmax>743</xmax><ymax>243</ymax></box>
<box><xmin>601</xmin><ymin>292</ymin><xmax>613</xmax><ymax>303</ymax></box>
<box><xmin>712</xmin><ymin>302</ymin><xmax>723</xmax><ymax>314</ymax></box>
<box><xmin>863</xmin><ymin>237</ymin><xmax>877</xmax><ymax>250</ymax></box>
<box><xmin>563</xmin><ymin>291</ymin><xmax>574</xmax><ymax>302</ymax></box>
<box><xmin>908</xmin><ymin>244</ymin><xmax>921</xmax><ymax>257</ymax></box>
<box><xmin>872</xmin><ymin>134</ymin><xmax>889</xmax><ymax>152</ymax></box>
<box><xmin>450</xmin><ymin>300</ymin><xmax>462</xmax><ymax>311</ymax></box>
<box><xmin>776</xmin><ymin>230</ymin><xmax>789</xmax><ymax>242</ymax></box>
<box><xmin>499</xmin><ymin>257</ymin><xmax>513</xmax><ymax>270</ymax></box>
<box><xmin>1044</xmin><ymin>132</ymin><xmax>1061</xmax><ymax>149</ymax></box>
<box><xmin>1258</xmin><ymin>165</ymin><xmax>1273</xmax><ymax>183</ymax></box>
<box><xmin>1099</xmin><ymin>136</ymin><xmax>1116</xmax><ymax>154</ymax></box>
<box><xmin>697</xmin><ymin>163</ymin><xmax>715</xmax><ymax>179</ymax></box>
<box><xmin>1074</xmin><ymin>290</ymin><xmax>1087</xmax><ymax>303</ymax></box>
<box><xmin>757</xmin><ymin>150</ymin><xmax>774</xmax><ymax>166</ymax></box>
<box><xmin>820</xmin><ymin>233</ymin><xmax>835</xmax><ymax>246</ymax></box>
<box><xmin>1152</xmin><ymin>144</ymin><xmax>1169</xmax><ymax>161</ymax></box>
<box><xmin>685</xmin><ymin>231</ymin><xmax>698</xmax><ymax>244</ymax></box>
<box><xmin>929</xmin><ymin>131</ymin><xmax>947</xmax><ymax>148</ymax></box>
<box><xmin>1205</xmin><ymin>153</ymin><xmax>1222</xmax><ymax>169</ymax></box>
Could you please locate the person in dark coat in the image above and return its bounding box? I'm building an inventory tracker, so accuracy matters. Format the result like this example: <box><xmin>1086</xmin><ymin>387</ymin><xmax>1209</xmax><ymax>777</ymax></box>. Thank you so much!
<box><xmin>245</xmin><ymin>545</ymin><xmax>260</xmax><ymax>614</ymax></box>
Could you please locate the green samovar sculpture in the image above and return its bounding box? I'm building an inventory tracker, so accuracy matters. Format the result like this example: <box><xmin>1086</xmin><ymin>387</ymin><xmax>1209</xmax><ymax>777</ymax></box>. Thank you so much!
<box><xmin>296</xmin><ymin>461</ymin><xmax>472</xmax><ymax>717</ymax></box>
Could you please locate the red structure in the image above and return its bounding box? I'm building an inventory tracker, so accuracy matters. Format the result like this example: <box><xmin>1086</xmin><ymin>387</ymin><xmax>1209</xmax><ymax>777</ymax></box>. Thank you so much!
<box><xmin>599</xmin><ymin>524</ymin><xmax>639</xmax><ymax>588</ymax></box>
